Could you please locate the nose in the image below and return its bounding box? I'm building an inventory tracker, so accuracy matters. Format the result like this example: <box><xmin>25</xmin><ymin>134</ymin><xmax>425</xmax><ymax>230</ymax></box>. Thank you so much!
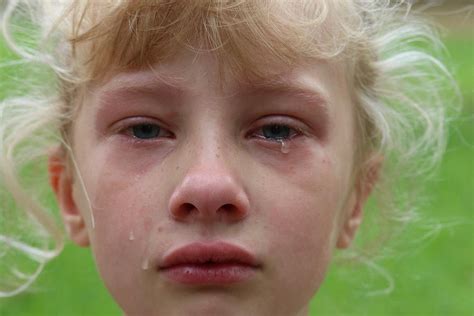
<box><xmin>168</xmin><ymin>162</ymin><xmax>250</xmax><ymax>224</ymax></box>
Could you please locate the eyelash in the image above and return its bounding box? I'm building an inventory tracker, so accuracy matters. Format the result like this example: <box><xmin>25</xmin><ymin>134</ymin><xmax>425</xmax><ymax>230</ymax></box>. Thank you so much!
<box><xmin>115</xmin><ymin>118</ymin><xmax>174</xmax><ymax>142</ymax></box>
<box><xmin>116</xmin><ymin>118</ymin><xmax>304</xmax><ymax>143</ymax></box>
<box><xmin>249</xmin><ymin>124</ymin><xmax>302</xmax><ymax>142</ymax></box>
<box><xmin>247</xmin><ymin>116</ymin><xmax>305</xmax><ymax>143</ymax></box>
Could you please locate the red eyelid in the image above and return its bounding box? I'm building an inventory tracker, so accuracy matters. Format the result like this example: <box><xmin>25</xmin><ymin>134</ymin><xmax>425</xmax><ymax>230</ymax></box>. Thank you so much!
<box><xmin>249</xmin><ymin>116</ymin><xmax>306</xmax><ymax>138</ymax></box>
<box><xmin>112</xmin><ymin>117</ymin><xmax>173</xmax><ymax>137</ymax></box>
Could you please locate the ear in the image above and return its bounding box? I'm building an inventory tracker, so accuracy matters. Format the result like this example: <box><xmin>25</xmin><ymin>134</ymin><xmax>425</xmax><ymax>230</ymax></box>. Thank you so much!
<box><xmin>336</xmin><ymin>155</ymin><xmax>383</xmax><ymax>249</ymax></box>
<box><xmin>48</xmin><ymin>147</ymin><xmax>90</xmax><ymax>247</ymax></box>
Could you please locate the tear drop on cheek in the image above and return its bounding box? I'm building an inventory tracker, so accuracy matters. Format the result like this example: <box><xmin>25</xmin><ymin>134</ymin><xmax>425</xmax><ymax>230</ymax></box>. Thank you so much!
<box><xmin>128</xmin><ymin>231</ymin><xmax>135</xmax><ymax>241</ymax></box>
<box><xmin>141</xmin><ymin>258</ymin><xmax>150</xmax><ymax>271</ymax></box>
<box><xmin>278</xmin><ymin>140</ymin><xmax>290</xmax><ymax>154</ymax></box>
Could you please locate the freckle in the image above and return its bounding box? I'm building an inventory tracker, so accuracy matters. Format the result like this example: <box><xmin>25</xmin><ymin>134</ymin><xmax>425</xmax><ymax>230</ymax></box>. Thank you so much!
<box><xmin>176</xmin><ymin>165</ymin><xmax>180</xmax><ymax>170</ymax></box>
<box><xmin>157</xmin><ymin>226</ymin><xmax>163</xmax><ymax>233</ymax></box>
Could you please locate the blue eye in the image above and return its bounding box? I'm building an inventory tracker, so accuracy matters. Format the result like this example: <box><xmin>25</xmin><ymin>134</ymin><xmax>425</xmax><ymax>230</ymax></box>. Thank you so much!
<box><xmin>131</xmin><ymin>124</ymin><xmax>161</xmax><ymax>139</ymax></box>
<box><xmin>261</xmin><ymin>124</ymin><xmax>292</xmax><ymax>140</ymax></box>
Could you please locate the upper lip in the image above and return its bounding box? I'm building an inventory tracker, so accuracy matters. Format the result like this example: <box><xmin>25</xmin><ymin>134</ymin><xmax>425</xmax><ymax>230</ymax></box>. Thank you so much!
<box><xmin>159</xmin><ymin>241</ymin><xmax>260</xmax><ymax>269</ymax></box>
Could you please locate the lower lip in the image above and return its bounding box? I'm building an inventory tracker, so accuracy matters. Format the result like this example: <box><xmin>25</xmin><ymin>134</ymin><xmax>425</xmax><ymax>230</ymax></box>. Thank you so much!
<box><xmin>160</xmin><ymin>263</ymin><xmax>257</xmax><ymax>285</ymax></box>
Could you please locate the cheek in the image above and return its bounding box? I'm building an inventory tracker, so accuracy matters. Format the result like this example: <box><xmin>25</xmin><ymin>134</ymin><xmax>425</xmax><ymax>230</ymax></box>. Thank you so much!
<box><xmin>74</xmin><ymin>166</ymin><xmax>172</xmax><ymax>309</ymax></box>
<box><xmin>253</xmin><ymin>146</ymin><xmax>350</xmax><ymax>295</ymax></box>
<box><xmin>73</xmin><ymin>147</ymin><xmax>167</xmax><ymax>273</ymax></box>
<box><xmin>256</xmin><ymin>140</ymin><xmax>348</xmax><ymax>240</ymax></box>
<box><xmin>93</xmin><ymin>174</ymin><xmax>158</xmax><ymax>237</ymax></box>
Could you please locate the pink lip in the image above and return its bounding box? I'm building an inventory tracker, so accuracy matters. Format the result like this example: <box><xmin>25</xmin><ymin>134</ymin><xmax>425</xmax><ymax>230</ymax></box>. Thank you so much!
<box><xmin>159</xmin><ymin>241</ymin><xmax>260</xmax><ymax>285</ymax></box>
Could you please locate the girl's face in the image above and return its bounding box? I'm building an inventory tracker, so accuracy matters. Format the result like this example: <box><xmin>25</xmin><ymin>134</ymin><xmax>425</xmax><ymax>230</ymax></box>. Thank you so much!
<box><xmin>50</xmin><ymin>51</ymin><xmax>373</xmax><ymax>316</ymax></box>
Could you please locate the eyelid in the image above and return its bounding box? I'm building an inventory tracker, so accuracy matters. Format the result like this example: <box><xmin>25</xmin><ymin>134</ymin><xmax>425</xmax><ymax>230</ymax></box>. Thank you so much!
<box><xmin>111</xmin><ymin>117</ymin><xmax>174</xmax><ymax>138</ymax></box>
<box><xmin>247</xmin><ymin>116</ymin><xmax>307</xmax><ymax>141</ymax></box>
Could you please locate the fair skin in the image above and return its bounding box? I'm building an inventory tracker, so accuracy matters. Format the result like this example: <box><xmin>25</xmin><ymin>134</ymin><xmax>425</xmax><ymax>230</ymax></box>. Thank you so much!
<box><xmin>49</xmin><ymin>50</ymin><xmax>378</xmax><ymax>316</ymax></box>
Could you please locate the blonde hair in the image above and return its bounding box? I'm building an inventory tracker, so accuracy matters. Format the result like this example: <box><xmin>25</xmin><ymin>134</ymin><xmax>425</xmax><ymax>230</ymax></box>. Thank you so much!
<box><xmin>0</xmin><ymin>0</ymin><xmax>458</xmax><ymax>297</ymax></box>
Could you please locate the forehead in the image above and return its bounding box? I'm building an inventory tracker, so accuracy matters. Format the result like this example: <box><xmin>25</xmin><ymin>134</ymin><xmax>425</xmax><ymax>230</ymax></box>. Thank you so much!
<box><xmin>69</xmin><ymin>0</ymin><xmax>356</xmax><ymax>84</ymax></box>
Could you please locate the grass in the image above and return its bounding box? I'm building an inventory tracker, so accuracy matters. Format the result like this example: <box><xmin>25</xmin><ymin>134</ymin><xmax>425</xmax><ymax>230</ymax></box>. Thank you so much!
<box><xmin>0</xmin><ymin>28</ymin><xmax>472</xmax><ymax>316</ymax></box>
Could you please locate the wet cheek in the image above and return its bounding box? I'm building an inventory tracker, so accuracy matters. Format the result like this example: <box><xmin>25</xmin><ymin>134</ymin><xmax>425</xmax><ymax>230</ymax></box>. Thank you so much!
<box><xmin>78</xmin><ymin>159</ymin><xmax>162</xmax><ymax>258</ymax></box>
<box><xmin>79</xmin><ymin>144</ymin><xmax>169</xmax><ymax>217</ymax></box>
<box><xmin>74</xmin><ymin>141</ymin><xmax>177</xmax><ymax>255</ymax></box>
<box><xmin>86</xmin><ymin>184</ymin><xmax>155</xmax><ymax>310</ymax></box>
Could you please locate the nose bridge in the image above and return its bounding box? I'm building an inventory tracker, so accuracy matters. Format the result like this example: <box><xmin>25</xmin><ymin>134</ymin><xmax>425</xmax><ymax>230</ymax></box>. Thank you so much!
<box><xmin>188</xmin><ymin>114</ymin><xmax>233</xmax><ymax>176</ymax></box>
<box><xmin>168</xmin><ymin>125</ymin><xmax>250</xmax><ymax>223</ymax></box>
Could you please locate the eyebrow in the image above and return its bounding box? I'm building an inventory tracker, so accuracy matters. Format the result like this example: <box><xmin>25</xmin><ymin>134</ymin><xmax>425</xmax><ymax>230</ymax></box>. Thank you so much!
<box><xmin>97</xmin><ymin>71</ymin><xmax>331</xmax><ymax>122</ymax></box>
<box><xmin>98</xmin><ymin>73</ymin><xmax>186</xmax><ymax>103</ymax></box>
<box><xmin>240</xmin><ymin>77</ymin><xmax>331</xmax><ymax>117</ymax></box>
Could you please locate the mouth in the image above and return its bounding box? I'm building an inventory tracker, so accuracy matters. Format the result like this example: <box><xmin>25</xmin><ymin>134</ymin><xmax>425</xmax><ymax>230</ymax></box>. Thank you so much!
<box><xmin>158</xmin><ymin>241</ymin><xmax>261</xmax><ymax>285</ymax></box>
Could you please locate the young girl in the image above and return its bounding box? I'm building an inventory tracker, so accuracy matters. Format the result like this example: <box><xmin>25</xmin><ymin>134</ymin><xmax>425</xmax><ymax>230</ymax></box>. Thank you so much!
<box><xmin>0</xmin><ymin>0</ymin><xmax>456</xmax><ymax>315</ymax></box>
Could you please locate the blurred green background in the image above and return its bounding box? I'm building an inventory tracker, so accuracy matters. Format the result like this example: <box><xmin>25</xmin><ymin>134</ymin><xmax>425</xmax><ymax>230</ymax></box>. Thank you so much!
<box><xmin>0</xmin><ymin>4</ymin><xmax>472</xmax><ymax>316</ymax></box>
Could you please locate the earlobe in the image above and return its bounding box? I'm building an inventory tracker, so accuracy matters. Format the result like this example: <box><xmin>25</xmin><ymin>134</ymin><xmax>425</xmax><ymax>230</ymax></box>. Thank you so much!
<box><xmin>336</xmin><ymin>155</ymin><xmax>383</xmax><ymax>249</ymax></box>
<box><xmin>336</xmin><ymin>193</ymin><xmax>363</xmax><ymax>249</ymax></box>
<box><xmin>48</xmin><ymin>147</ymin><xmax>90</xmax><ymax>247</ymax></box>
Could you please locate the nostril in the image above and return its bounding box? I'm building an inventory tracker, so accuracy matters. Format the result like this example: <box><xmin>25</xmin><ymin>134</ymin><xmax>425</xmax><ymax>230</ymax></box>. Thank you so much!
<box><xmin>221</xmin><ymin>203</ymin><xmax>238</xmax><ymax>213</ymax></box>
<box><xmin>220</xmin><ymin>203</ymin><xmax>248</xmax><ymax>222</ymax></box>
<box><xmin>172</xmin><ymin>203</ymin><xmax>196</xmax><ymax>220</ymax></box>
<box><xmin>181</xmin><ymin>203</ymin><xmax>196</xmax><ymax>213</ymax></box>
<box><xmin>181</xmin><ymin>203</ymin><xmax>195</xmax><ymax>214</ymax></box>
